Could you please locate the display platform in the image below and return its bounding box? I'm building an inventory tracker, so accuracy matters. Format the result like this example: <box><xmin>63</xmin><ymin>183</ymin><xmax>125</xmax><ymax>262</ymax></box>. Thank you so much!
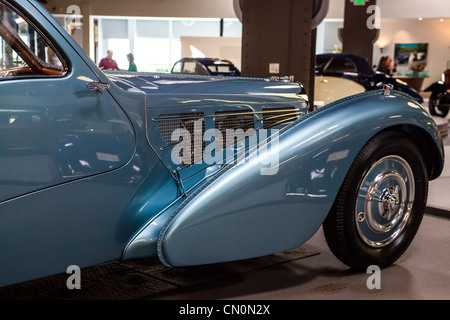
<box><xmin>0</xmin><ymin>246</ymin><xmax>319</xmax><ymax>300</ymax></box>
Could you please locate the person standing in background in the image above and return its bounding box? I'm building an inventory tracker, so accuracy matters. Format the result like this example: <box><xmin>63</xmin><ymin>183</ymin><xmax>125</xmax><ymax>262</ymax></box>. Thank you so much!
<box><xmin>377</xmin><ymin>56</ymin><xmax>396</xmax><ymax>77</ymax></box>
<box><xmin>99</xmin><ymin>50</ymin><xmax>119</xmax><ymax>71</ymax></box>
<box><xmin>127</xmin><ymin>53</ymin><xmax>137</xmax><ymax>72</ymax></box>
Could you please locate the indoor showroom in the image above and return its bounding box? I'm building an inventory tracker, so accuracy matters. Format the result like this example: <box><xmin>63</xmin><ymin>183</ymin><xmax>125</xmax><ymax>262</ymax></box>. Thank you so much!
<box><xmin>1</xmin><ymin>0</ymin><xmax>450</xmax><ymax>303</ymax></box>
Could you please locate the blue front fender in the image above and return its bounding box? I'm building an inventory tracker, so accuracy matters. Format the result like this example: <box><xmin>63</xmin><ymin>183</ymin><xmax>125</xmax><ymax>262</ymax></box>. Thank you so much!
<box><xmin>125</xmin><ymin>90</ymin><xmax>444</xmax><ymax>266</ymax></box>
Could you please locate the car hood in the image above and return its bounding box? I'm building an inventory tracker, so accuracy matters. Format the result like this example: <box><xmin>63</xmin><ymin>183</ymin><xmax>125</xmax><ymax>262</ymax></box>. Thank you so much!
<box><xmin>105</xmin><ymin>71</ymin><xmax>303</xmax><ymax>97</ymax></box>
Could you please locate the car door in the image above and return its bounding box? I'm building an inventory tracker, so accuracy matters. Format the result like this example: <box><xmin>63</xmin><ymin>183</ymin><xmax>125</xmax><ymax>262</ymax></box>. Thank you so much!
<box><xmin>0</xmin><ymin>1</ymin><xmax>135</xmax><ymax>203</ymax></box>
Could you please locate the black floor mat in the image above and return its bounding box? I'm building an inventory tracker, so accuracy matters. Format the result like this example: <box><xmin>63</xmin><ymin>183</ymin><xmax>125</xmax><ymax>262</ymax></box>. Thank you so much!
<box><xmin>0</xmin><ymin>245</ymin><xmax>319</xmax><ymax>300</ymax></box>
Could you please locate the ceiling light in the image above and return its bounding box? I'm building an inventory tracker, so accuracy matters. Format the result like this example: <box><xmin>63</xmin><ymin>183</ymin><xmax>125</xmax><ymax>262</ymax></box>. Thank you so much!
<box><xmin>418</xmin><ymin>17</ymin><xmax>423</xmax><ymax>21</ymax></box>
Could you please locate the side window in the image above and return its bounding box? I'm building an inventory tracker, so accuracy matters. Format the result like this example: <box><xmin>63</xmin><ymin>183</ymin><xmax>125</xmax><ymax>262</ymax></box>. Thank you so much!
<box><xmin>316</xmin><ymin>56</ymin><xmax>331</xmax><ymax>70</ymax></box>
<box><xmin>182</xmin><ymin>61</ymin><xmax>197</xmax><ymax>74</ymax></box>
<box><xmin>325</xmin><ymin>58</ymin><xmax>357</xmax><ymax>73</ymax></box>
<box><xmin>0</xmin><ymin>2</ymin><xmax>66</xmax><ymax>79</ymax></box>
<box><xmin>217</xmin><ymin>65</ymin><xmax>232</xmax><ymax>73</ymax></box>
<box><xmin>172</xmin><ymin>61</ymin><xmax>182</xmax><ymax>73</ymax></box>
<box><xmin>206</xmin><ymin>65</ymin><xmax>216</xmax><ymax>73</ymax></box>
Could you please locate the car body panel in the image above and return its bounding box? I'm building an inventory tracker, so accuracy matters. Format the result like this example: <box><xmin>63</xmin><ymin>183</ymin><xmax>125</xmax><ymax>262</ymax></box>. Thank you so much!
<box><xmin>107</xmin><ymin>71</ymin><xmax>307</xmax><ymax>187</ymax></box>
<box><xmin>0</xmin><ymin>0</ymin><xmax>444</xmax><ymax>287</ymax></box>
<box><xmin>0</xmin><ymin>1</ymin><xmax>136</xmax><ymax>203</ymax></box>
<box><xmin>124</xmin><ymin>90</ymin><xmax>444</xmax><ymax>266</ymax></box>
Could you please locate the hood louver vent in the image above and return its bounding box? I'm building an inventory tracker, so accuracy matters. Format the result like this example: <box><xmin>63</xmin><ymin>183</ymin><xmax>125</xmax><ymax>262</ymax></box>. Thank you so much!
<box><xmin>157</xmin><ymin>113</ymin><xmax>205</xmax><ymax>166</ymax></box>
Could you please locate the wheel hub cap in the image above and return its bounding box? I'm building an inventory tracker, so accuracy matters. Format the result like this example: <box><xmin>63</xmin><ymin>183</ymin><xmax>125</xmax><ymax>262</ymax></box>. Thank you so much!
<box><xmin>379</xmin><ymin>185</ymin><xmax>400</xmax><ymax>220</ymax></box>
<box><xmin>355</xmin><ymin>155</ymin><xmax>415</xmax><ymax>248</ymax></box>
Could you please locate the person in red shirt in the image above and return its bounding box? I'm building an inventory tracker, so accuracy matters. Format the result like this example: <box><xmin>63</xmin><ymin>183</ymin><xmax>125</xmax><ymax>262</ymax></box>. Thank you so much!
<box><xmin>99</xmin><ymin>50</ymin><xmax>119</xmax><ymax>70</ymax></box>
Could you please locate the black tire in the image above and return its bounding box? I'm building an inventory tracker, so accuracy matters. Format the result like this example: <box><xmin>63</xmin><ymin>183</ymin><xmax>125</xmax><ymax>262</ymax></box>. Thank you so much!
<box><xmin>429</xmin><ymin>93</ymin><xmax>449</xmax><ymax>117</ymax></box>
<box><xmin>323</xmin><ymin>131</ymin><xmax>428</xmax><ymax>270</ymax></box>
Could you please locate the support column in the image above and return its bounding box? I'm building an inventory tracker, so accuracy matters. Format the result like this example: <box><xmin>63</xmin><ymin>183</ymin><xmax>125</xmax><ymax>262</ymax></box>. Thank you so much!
<box><xmin>241</xmin><ymin>0</ymin><xmax>315</xmax><ymax>99</ymax></box>
<box><xmin>342</xmin><ymin>0</ymin><xmax>378</xmax><ymax>63</ymax></box>
<box><xmin>81</xmin><ymin>1</ymin><xmax>91</xmax><ymax>56</ymax></box>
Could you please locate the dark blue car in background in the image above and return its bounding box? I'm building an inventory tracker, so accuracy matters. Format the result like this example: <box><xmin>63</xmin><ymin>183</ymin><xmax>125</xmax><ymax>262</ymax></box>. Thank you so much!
<box><xmin>316</xmin><ymin>53</ymin><xmax>424</xmax><ymax>104</ymax></box>
<box><xmin>171</xmin><ymin>57</ymin><xmax>241</xmax><ymax>77</ymax></box>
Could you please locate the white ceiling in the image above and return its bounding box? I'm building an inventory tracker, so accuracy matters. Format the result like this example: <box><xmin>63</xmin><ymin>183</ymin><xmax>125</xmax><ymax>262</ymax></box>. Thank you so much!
<box><xmin>326</xmin><ymin>0</ymin><xmax>450</xmax><ymax>20</ymax></box>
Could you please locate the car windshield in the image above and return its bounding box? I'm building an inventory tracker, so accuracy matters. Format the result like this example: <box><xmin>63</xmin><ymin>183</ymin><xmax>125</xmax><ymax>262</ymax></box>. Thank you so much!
<box><xmin>316</xmin><ymin>56</ymin><xmax>331</xmax><ymax>71</ymax></box>
<box><xmin>324</xmin><ymin>57</ymin><xmax>357</xmax><ymax>73</ymax></box>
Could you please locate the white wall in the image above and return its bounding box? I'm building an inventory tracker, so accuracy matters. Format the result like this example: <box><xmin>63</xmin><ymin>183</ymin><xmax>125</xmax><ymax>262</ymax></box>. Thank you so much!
<box><xmin>316</xmin><ymin>20</ymin><xmax>343</xmax><ymax>54</ymax></box>
<box><xmin>373</xmin><ymin>19</ymin><xmax>450</xmax><ymax>88</ymax></box>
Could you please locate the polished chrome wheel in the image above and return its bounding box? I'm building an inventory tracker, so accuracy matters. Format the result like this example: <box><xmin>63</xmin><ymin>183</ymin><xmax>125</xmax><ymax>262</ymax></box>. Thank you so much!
<box><xmin>355</xmin><ymin>155</ymin><xmax>415</xmax><ymax>248</ymax></box>
<box><xmin>323</xmin><ymin>131</ymin><xmax>427</xmax><ymax>269</ymax></box>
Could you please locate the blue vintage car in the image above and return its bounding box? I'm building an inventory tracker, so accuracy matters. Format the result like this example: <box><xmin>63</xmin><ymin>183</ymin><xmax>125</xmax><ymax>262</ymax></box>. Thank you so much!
<box><xmin>316</xmin><ymin>53</ymin><xmax>424</xmax><ymax>104</ymax></box>
<box><xmin>0</xmin><ymin>0</ymin><xmax>445</xmax><ymax>287</ymax></box>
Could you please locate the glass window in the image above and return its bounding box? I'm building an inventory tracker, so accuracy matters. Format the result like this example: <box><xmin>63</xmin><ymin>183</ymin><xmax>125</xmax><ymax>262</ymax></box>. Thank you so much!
<box><xmin>102</xmin><ymin>19</ymin><xmax>128</xmax><ymax>39</ymax></box>
<box><xmin>222</xmin><ymin>19</ymin><xmax>242</xmax><ymax>38</ymax></box>
<box><xmin>134</xmin><ymin>37</ymin><xmax>170</xmax><ymax>73</ymax></box>
<box><xmin>172</xmin><ymin>61</ymin><xmax>182</xmax><ymax>73</ymax></box>
<box><xmin>136</xmin><ymin>20</ymin><xmax>169</xmax><ymax>38</ymax></box>
<box><xmin>0</xmin><ymin>2</ymin><xmax>65</xmax><ymax>79</ymax></box>
<box><xmin>316</xmin><ymin>56</ymin><xmax>331</xmax><ymax>70</ymax></box>
<box><xmin>182</xmin><ymin>61</ymin><xmax>197</xmax><ymax>74</ymax></box>
<box><xmin>217</xmin><ymin>65</ymin><xmax>232</xmax><ymax>73</ymax></box>
<box><xmin>325</xmin><ymin>58</ymin><xmax>357</xmax><ymax>73</ymax></box>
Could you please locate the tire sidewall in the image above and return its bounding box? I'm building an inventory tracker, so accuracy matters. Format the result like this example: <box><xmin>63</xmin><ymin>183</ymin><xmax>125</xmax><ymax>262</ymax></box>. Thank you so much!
<box><xmin>343</xmin><ymin>132</ymin><xmax>428</xmax><ymax>267</ymax></box>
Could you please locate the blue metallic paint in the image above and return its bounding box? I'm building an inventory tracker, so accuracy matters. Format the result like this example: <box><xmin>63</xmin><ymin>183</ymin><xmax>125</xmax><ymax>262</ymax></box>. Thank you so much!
<box><xmin>0</xmin><ymin>0</ymin><xmax>444</xmax><ymax>287</ymax></box>
<box><xmin>155</xmin><ymin>90</ymin><xmax>443</xmax><ymax>266</ymax></box>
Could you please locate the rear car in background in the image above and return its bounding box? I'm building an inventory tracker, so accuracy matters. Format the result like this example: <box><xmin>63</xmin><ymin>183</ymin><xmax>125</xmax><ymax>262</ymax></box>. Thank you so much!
<box><xmin>315</xmin><ymin>53</ymin><xmax>424</xmax><ymax>107</ymax></box>
<box><xmin>171</xmin><ymin>57</ymin><xmax>241</xmax><ymax>77</ymax></box>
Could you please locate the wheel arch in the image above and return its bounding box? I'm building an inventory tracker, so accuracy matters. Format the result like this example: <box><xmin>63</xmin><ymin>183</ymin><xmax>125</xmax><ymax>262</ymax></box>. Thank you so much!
<box><xmin>377</xmin><ymin>124</ymin><xmax>444</xmax><ymax>180</ymax></box>
<box><xmin>323</xmin><ymin>123</ymin><xmax>443</xmax><ymax>230</ymax></box>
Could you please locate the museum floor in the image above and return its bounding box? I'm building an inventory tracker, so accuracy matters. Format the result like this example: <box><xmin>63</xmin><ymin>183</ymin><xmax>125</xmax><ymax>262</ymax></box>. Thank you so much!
<box><xmin>147</xmin><ymin>214</ymin><xmax>450</xmax><ymax>300</ymax></box>
<box><xmin>1</xmin><ymin>98</ymin><xmax>449</xmax><ymax>300</ymax></box>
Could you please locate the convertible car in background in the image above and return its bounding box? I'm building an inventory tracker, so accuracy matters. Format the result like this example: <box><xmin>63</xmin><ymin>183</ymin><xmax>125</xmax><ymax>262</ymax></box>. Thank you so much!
<box><xmin>171</xmin><ymin>57</ymin><xmax>241</xmax><ymax>77</ymax></box>
<box><xmin>0</xmin><ymin>0</ymin><xmax>445</xmax><ymax>287</ymax></box>
<box><xmin>315</xmin><ymin>53</ymin><xmax>424</xmax><ymax>107</ymax></box>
